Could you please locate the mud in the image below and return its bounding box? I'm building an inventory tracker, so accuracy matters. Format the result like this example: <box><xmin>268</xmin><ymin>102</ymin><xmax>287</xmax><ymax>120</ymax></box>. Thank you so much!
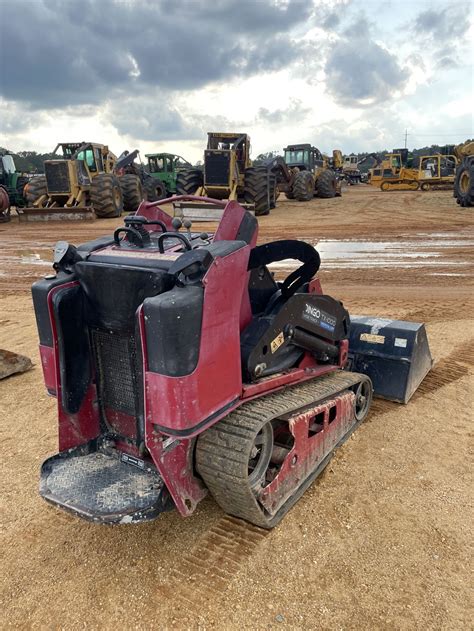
<box><xmin>0</xmin><ymin>185</ymin><xmax>473</xmax><ymax>629</ymax></box>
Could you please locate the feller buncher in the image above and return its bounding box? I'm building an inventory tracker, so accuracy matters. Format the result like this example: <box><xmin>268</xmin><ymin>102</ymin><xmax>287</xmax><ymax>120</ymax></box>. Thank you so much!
<box><xmin>453</xmin><ymin>140</ymin><xmax>474</xmax><ymax>207</ymax></box>
<box><xmin>176</xmin><ymin>133</ymin><xmax>275</xmax><ymax>216</ymax></box>
<box><xmin>21</xmin><ymin>143</ymin><xmax>123</xmax><ymax>221</ymax></box>
<box><xmin>265</xmin><ymin>144</ymin><xmax>340</xmax><ymax>201</ymax></box>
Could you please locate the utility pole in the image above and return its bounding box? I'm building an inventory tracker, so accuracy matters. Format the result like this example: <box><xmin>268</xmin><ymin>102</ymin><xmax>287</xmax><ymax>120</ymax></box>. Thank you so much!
<box><xmin>404</xmin><ymin>129</ymin><xmax>408</xmax><ymax>149</ymax></box>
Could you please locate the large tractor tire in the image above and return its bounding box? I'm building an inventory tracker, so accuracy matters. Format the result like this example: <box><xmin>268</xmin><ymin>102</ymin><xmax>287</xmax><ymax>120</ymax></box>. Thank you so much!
<box><xmin>0</xmin><ymin>186</ymin><xmax>10</xmax><ymax>223</ymax></box>
<box><xmin>244</xmin><ymin>167</ymin><xmax>272</xmax><ymax>216</ymax></box>
<box><xmin>270</xmin><ymin>175</ymin><xmax>278</xmax><ymax>209</ymax></box>
<box><xmin>292</xmin><ymin>170</ymin><xmax>315</xmax><ymax>201</ymax></box>
<box><xmin>454</xmin><ymin>156</ymin><xmax>474</xmax><ymax>207</ymax></box>
<box><xmin>24</xmin><ymin>176</ymin><xmax>47</xmax><ymax>205</ymax></box>
<box><xmin>91</xmin><ymin>173</ymin><xmax>123</xmax><ymax>218</ymax></box>
<box><xmin>119</xmin><ymin>174</ymin><xmax>144</xmax><ymax>213</ymax></box>
<box><xmin>316</xmin><ymin>169</ymin><xmax>337</xmax><ymax>198</ymax></box>
<box><xmin>144</xmin><ymin>176</ymin><xmax>167</xmax><ymax>201</ymax></box>
<box><xmin>176</xmin><ymin>168</ymin><xmax>203</xmax><ymax>196</ymax></box>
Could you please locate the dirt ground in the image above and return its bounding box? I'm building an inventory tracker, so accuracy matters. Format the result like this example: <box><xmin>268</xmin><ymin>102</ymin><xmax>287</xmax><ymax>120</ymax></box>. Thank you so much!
<box><xmin>1</xmin><ymin>186</ymin><xmax>473</xmax><ymax>629</ymax></box>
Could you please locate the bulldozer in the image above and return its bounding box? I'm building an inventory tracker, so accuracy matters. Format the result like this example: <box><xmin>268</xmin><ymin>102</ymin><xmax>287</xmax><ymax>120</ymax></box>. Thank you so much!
<box><xmin>265</xmin><ymin>144</ymin><xmax>340</xmax><ymax>201</ymax></box>
<box><xmin>369</xmin><ymin>148</ymin><xmax>418</xmax><ymax>189</ymax></box>
<box><xmin>453</xmin><ymin>140</ymin><xmax>474</xmax><ymax>207</ymax></box>
<box><xmin>32</xmin><ymin>195</ymin><xmax>432</xmax><ymax>528</ymax></box>
<box><xmin>379</xmin><ymin>153</ymin><xmax>458</xmax><ymax>192</ymax></box>
<box><xmin>0</xmin><ymin>153</ymin><xmax>29</xmax><ymax>223</ymax></box>
<box><xmin>176</xmin><ymin>133</ymin><xmax>275</xmax><ymax>216</ymax></box>
<box><xmin>21</xmin><ymin>143</ymin><xmax>123</xmax><ymax>221</ymax></box>
<box><xmin>416</xmin><ymin>154</ymin><xmax>457</xmax><ymax>191</ymax></box>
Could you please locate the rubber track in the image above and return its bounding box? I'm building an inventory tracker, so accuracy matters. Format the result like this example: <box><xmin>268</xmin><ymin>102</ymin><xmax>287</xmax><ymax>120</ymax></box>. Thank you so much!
<box><xmin>196</xmin><ymin>371</ymin><xmax>365</xmax><ymax>528</ymax></box>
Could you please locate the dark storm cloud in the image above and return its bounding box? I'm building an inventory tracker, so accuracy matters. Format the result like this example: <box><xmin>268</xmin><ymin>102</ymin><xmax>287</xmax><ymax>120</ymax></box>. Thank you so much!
<box><xmin>324</xmin><ymin>17</ymin><xmax>406</xmax><ymax>107</ymax></box>
<box><xmin>0</xmin><ymin>0</ymin><xmax>314</xmax><ymax>109</ymax></box>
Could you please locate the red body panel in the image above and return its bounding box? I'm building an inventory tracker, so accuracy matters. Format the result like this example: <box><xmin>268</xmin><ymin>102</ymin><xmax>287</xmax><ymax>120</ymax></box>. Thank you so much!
<box><xmin>39</xmin><ymin>344</ymin><xmax>56</xmax><ymax>394</ymax></box>
<box><xmin>46</xmin><ymin>282</ymin><xmax>99</xmax><ymax>451</ymax></box>
<box><xmin>258</xmin><ymin>391</ymin><xmax>355</xmax><ymax>515</ymax></box>
<box><xmin>143</xmin><ymin>244</ymin><xmax>251</xmax><ymax>435</ymax></box>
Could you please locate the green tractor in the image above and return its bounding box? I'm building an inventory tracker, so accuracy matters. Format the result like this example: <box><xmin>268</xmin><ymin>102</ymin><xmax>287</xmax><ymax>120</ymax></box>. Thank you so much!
<box><xmin>0</xmin><ymin>153</ymin><xmax>28</xmax><ymax>222</ymax></box>
<box><xmin>145</xmin><ymin>153</ymin><xmax>193</xmax><ymax>197</ymax></box>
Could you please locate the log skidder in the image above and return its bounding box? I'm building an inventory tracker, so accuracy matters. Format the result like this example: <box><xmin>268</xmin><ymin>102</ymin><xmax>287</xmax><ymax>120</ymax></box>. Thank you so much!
<box><xmin>32</xmin><ymin>196</ymin><xmax>375</xmax><ymax>528</ymax></box>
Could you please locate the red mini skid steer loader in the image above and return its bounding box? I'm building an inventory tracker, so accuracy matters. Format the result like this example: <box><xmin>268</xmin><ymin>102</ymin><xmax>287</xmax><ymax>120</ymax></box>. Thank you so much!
<box><xmin>32</xmin><ymin>196</ymin><xmax>431</xmax><ymax>528</ymax></box>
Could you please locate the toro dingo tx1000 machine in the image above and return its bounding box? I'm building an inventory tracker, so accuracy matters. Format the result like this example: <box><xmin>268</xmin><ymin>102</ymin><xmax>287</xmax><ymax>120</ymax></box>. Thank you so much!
<box><xmin>32</xmin><ymin>196</ymin><xmax>431</xmax><ymax>528</ymax></box>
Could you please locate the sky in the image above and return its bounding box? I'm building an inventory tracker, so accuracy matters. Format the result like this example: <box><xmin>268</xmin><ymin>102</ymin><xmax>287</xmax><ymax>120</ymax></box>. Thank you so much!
<box><xmin>0</xmin><ymin>0</ymin><xmax>473</xmax><ymax>163</ymax></box>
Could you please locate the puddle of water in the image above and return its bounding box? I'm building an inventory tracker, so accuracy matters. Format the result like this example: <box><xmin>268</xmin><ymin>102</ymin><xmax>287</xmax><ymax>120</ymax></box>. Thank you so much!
<box><xmin>428</xmin><ymin>272</ymin><xmax>468</xmax><ymax>277</ymax></box>
<box><xmin>268</xmin><ymin>233</ymin><xmax>473</xmax><ymax>271</ymax></box>
<box><xmin>20</xmin><ymin>253</ymin><xmax>51</xmax><ymax>266</ymax></box>
<box><xmin>1</xmin><ymin>232</ymin><xmax>472</xmax><ymax>273</ymax></box>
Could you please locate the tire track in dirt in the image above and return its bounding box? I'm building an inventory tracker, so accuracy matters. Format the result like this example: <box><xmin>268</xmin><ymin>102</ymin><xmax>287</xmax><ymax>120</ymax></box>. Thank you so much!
<box><xmin>360</xmin><ymin>339</ymin><xmax>474</xmax><ymax>414</ymax></box>
<box><xmin>160</xmin><ymin>339</ymin><xmax>474</xmax><ymax>616</ymax></box>
<box><xmin>157</xmin><ymin>515</ymin><xmax>268</xmax><ymax>616</ymax></box>
<box><xmin>413</xmin><ymin>339</ymin><xmax>474</xmax><ymax>398</ymax></box>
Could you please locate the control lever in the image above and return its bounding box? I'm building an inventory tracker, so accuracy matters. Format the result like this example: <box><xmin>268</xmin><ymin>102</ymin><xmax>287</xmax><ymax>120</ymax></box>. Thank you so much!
<box><xmin>183</xmin><ymin>219</ymin><xmax>192</xmax><ymax>239</ymax></box>
<box><xmin>171</xmin><ymin>217</ymin><xmax>182</xmax><ymax>231</ymax></box>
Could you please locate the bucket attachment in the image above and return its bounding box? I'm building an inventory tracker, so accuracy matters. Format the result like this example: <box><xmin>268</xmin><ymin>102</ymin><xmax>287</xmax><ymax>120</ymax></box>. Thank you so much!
<box><xmin>40</xmin><ymin>440</ymin><xmax>172</xmax><ymax>523</ymax></box>
<box><xmin>17</xmin><ymin>206</ymin><xmax>96</xmax><ymax>221</ymax></box>
<box><xmin>348</xmin><ymin>317</ymin><xmax>433</xmax><ymax>404</ymax></box>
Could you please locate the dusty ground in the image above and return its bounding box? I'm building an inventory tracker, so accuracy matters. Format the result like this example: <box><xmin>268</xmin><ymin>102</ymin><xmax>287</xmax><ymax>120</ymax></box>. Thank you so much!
<box><xmin>1</xmin><ymin>186</ymin><xmax>473</xmax><ymax>629</ymax></box>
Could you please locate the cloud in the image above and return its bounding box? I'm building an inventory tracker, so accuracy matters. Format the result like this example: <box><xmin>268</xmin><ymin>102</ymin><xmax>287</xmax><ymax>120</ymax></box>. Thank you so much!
<box><xmin>324</xmin><ymin>16</ymin><xmax>407</xmax><ymax>107</ymax></box>
<box><xmin>0</xmin><ymin>0</ymin><xmax>313</xmax><ymax>109</ymax></box>
<box><xmin>413</xmin><ymin>4</ymin><xmax>472</xmax><ymax>69</ymax></box>
<box><xmin>256</xmin><ymin>99</ymin><xmax>311</xmax><ymax>125</ymax></box>
<box><xmin>414</xmin><ymin>5</ymin><xmax>471</xmax><ymax>39</ymax></box>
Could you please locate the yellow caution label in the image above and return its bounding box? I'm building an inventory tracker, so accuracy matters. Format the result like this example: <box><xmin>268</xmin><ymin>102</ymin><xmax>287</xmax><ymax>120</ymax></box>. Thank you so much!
<box><xmin>271</xmin><ymin>332</ymin><xmax>285</xmax><ymax>353</ymax></box>
<box><xmin>360</xmin><ymin>333</ymin><xmax>385</xmax><ymax>344</ymax></box>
